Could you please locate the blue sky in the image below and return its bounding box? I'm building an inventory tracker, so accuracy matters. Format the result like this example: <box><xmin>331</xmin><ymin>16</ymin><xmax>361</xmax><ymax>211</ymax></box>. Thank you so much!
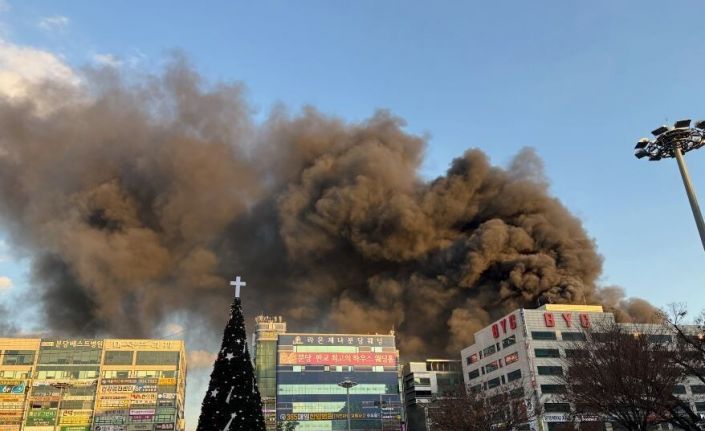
<box><xmin>1</xmin><ymin>0</ymin><xmax>704</xmax><ymax>428</ymax></box>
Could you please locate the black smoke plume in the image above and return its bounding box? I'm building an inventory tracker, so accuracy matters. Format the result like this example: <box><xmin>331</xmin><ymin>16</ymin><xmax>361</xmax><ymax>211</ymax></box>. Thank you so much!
<box><xmin>0</xmin><ymin>59</ymin><xmax>656</xmax><ymax>354</ymax></box>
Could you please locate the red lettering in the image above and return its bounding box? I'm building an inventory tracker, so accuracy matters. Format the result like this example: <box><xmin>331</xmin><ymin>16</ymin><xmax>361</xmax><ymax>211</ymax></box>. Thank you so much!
<box><xmin>500</xmin><ymin>319</ymin><xmax>507</xmax><ymax>334</ymax></box>
<box><xmin>509</xmin><ymin>314</ymin><xmax>517</xmax><ymax>330</ymax></box>
<box><xmin>492</xmin><ymin>324</ymin><xmax>500</xmax><ymax>338</ymax></box>
<box><xmin>544</xmin><ymin>313</ymin><xmax>555</xmax><ymax>327</ymax></box>
<box><xmin>580</xmin><ymin>313</ymin><xmax>591</xmax><ymax>328</ymax></box>
<box><xmin>562</xmin><ymin>313</ymin><xmax>573</xmax><ymax>327</ymax></box>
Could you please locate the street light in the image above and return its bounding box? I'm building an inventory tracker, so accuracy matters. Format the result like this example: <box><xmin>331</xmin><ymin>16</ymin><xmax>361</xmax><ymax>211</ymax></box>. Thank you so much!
<box><xmin>338</xmin><ymin>378</ymin><xmax>358</xmax><ymax>431</ymax></box>
<box><xmin>634</xmin><ymin>118</ymin><xmax>705</xmax><ymax>251</ymax></box>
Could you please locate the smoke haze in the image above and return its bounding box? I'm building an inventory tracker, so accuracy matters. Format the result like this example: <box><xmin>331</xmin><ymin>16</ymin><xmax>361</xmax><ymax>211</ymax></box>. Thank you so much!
<box><xmin>0</xmin><ymin>58</ymin><xmax>656</xmax><ymax>354</ymax></box>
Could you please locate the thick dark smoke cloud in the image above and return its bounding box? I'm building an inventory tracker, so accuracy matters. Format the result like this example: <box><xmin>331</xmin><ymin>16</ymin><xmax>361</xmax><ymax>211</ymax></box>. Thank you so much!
<box><xmin>0</xmin><ymin>59</ymin><xmax>656</xmax><ymax>355</ymax></box>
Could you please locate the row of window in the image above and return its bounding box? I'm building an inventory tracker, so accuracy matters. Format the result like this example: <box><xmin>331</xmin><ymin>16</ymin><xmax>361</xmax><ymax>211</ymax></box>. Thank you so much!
<box><xmin>468</xmin><ymin>336</ymin><xmax>517</xmax><ymax>364</ymax></box>
<box><xmin>673</xmin><ymin>385</ymin><xmax>705</xmax><ymax>395</ymax></box>
<box><xmin>103</xmin><ymin>370</ymin><xmax>177</xmax><ymax>378</ymax></box>
<box><xmin>468</xmin><ymin>351</ymin><xmax>520</xmax><ymax>380</ymax></box>
<box><xmin>1</xmin><ymin>350</ymin><xmax>180</xmax><ymax>366</ymax></box>
<box><xmin>471</xmin><ymin>369</ymin><xmax>524</xmax><ymax>391</ymax></box>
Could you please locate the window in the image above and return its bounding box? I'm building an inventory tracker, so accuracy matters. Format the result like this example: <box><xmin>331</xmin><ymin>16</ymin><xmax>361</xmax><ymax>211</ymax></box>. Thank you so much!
<box><xmin>535</xmin><ymin>348</ymin><xmax>560</xmax><ymax>358</ymax></box>
<box><xmin>468</xmin><ymin>369</ymin><xmax>480</xmax><ymax>380</ymax></box>
<box><xmin>467</xmin><ymin>353</ymin><xmax>479</xmax><ymax>364</ymax></box>
<box><xmin>415</xmin><ymin>377</ymin><xmax>431</xmax><ymax>386</ymax></box>
<box><xmin>695</xmin><ymin>402</ymin><xmax>705</xmax><ymax>412</ymax></box>
<box><xmin>487</xmin><ymin>378</ymin><xmax>501</xmax><ymax>389</ymax></box>
<box><xmin>135</xmin><ymin>351</ymin><xmax>179</xmax><ymax>365</ymax></box>
<box><xmin>104</xmin><ymin>350</ymin><xmax>133</xmax><ymax>365</ymax></box>
<box><xmin>691</xmin><ymin>385</ymin><xmax>705</xmax><ymax>394</ymax></box>
<box><xmin>502</xmin><ymin>335</ymin><xmax>516</xmax><ymax>348</ymax></box>
<box><xmin>562</xmin><ymin>332</ymin><xmax>586</xmax><ymax>341</ymax></box>
<box><xmin>505</xmin><ymin>352</ymin><xmax>519</xmax><ymax>365</ymax></box>
<box><xmin>673</xmin><ymin>385</ymin><xmax>686</xmax><ymax>395</ymax></box>
<box><xmin>507</xmin><ymin>369</ymin><xmax>522</xmax><ymax>382</ymax></box>
<box><xmin>538</xmin><ymin>366</ymin><xmax>563</xmax><ymax>376</ymax></box>
<box><xmin>469</xmin><ymin>384</ymin><xmax>481</xmax><ymax>393</ymax></box>
<box><xmin>510</xmin><ymin>387</ymin><xmax>525</xmax><ymax>398</ymax></box>
<box><xmin>541</xmin><ymin>384</ymin><xmax>566</xmax><ymax>394</ymax></box>
<box><xmin>2</xmin><ymin>350</ymin><xmax>35</xmax><ymax>365</ymax></box>
<box><xmin>646</xmin><ymin>334</ymin><xmax>671</xmax><ymax>344</ymax></box>
<box><xmin>531</xmin><ymin>331</ymin><xmax>557</xmax><ymax>340</ymax></box>
<box><xmin>545</xmin><ymin>403</ymin><xmax>571</xmax><ymax>413</ymax></box>
<box><xmin>483</xmin><ymin>345</ymin><xmax>496</xmax><ymax>357</ymax></box>
<box><xmin>564</xmin><ymin>349</ymin><xmax>587</xmax><ymax>358</ymax></box>
<box><xmin>104</xmin><ymin>370</ymin><xmax>130</xmax><ymax>378</ymax></box>
<box><xmin>485</xmin><ymin>361</ymin><xmax>499</xmax><ymax>373</ymax></box>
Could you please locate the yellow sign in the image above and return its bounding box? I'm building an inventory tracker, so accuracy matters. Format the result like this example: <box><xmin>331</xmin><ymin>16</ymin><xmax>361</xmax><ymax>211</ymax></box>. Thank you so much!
<box><xmin>158</xmin><ymin>378</ymin><xmax>176</xmax><ymax>386</ymax></box>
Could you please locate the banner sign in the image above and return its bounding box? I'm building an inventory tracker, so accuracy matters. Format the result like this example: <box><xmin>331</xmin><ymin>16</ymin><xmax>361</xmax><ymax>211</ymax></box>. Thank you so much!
<box><xmin>134</xmin><ymin>384</ymin><xmax>157</xmax><ymax>393</ymax></box>
<box><xmin>59</xmin><ymin>409</ymin><xmax>92</xmax><ymax>425</ymax></box>
<box><xmin>157</xmin><ymin>393</ymin><xmax>176</xmax><ymax>400</ymax></box>
<box><xmin>129</xmin><ymin>409</ymin><xmax>155</xmax><ymax>416</ymax></box>
<box><xmin>279</xmin><ymin>412</ymin><xmax>381</xmax><ymax>421</ymax></box>
<box><xmin>279</xmin><ymin>334</ymin><xmax>395</xmax><ymax>347</ymax></box>
<box><xmin>155</xmin><ymin>424</ymin><xmax>175</xmax><ymax>430</ymax></box>
<box><xmin>100</xmin><ymin>385</ymin><xmax>134</xmax><ymax>393</ymax></box>
<box><xmin>158</xmin><ymin>378</ymin><xmax>176</xmax><ymax>386</ymax></box>
<box><xmin>279</xmin><ymin>351</ymin><xmax>397</xmax><ymax>366</ymax></box>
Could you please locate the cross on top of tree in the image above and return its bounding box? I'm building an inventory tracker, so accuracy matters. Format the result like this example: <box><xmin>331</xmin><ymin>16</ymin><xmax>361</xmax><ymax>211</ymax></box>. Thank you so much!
<box><xmin>230</xmin><ymin>275</ymin><xmax>246</xmax><ymax>298</ymax></box>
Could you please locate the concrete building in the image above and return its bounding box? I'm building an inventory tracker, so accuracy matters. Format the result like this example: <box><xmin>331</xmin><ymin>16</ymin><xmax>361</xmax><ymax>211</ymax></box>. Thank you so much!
<box><xmin>401</xmin><ymin>359</ymin><xmax>462</xmax><ymax>431</ymax></box>
<box><xmin>460</xmin><ymin>304</ymin><xmax>705</xmax><ymax>431</ymax></box>
<box><xmin>276</xmin><ymin>332</ymin><xmax>402</xmax><ymax>431</ymax></box>
<box><xmin>252</xmin><ymin>315</ymin><xmax>288</xmax><ymax>431</ymax></box>
<box><xmin>0</xmin><ymin>337</ymin><xmax>186</xmax><ymax>431</ymax></box>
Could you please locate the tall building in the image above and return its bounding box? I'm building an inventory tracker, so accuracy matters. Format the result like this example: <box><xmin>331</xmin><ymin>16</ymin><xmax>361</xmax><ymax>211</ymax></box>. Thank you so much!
<box><xmin>460</xmin><ymin>304</ymin><xmax>705</xmax><ymax>431</ymax></box>
<box><xmin>0</xmin><ymin>337</ymin><xmax>186</xmax><ymax>431</ymax></box>
<box><xmin>252</xmin><ymin>315</ymin><xmax>288</xmax><ymax>431</ymax></box>
<box><xmin>401</xmin><ymin>359</ymin><xmax>462</xmax><ymax>431</ymax></box>
<box><xmin>276</xmin><ymin>332</ymin><xmax>402</xmax><ymax>431</ymax></box>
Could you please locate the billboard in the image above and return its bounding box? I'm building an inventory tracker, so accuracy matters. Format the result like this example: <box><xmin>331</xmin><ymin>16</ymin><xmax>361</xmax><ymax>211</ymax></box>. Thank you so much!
<box><xmin>279</xmin><ymin>351</ymin><xmax>397</xmax><ymax>366</ymax></box>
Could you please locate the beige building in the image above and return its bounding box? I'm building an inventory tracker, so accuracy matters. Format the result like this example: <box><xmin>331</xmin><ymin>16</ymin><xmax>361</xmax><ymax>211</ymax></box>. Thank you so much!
<box><xmin>0</xmin><ymin>337</ymin><xmax>186</xmax><ymax>431</ymax></box>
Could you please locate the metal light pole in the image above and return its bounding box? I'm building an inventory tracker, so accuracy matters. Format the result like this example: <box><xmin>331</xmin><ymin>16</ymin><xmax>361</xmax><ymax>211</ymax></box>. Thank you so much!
<box><xmin>338</xmin><ymin>378</ymin><xmax>358</xmax><ymax>431</ymax></box>
<box><xmin>635</xmin><ymin>119</ymin><xmax>705</xmax><ymax>251</ymax></box>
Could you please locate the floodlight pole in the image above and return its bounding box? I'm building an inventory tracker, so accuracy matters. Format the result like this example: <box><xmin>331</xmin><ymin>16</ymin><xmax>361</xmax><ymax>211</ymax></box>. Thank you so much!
<box><xmin>674</xmin><ymin>147</ymin><xmax>705</xmax><ymax>251</ymax></box>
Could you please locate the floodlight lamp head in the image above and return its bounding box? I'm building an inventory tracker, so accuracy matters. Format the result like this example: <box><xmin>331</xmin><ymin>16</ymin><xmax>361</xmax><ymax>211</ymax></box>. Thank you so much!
<box><xmin>634</xmin><ymin>138</ymin><xmax>650</xmax><ymax>149</ymax></box>
<box><xmin>648</xmin><ymin>155</ymin><xmax>662</xmax><ymax>161</ymax></box>
<box><xmin>634</xmin><ymin>149</ymin><xmax>648</xmax><ymax>159</ymax></box>
<box><xmin>651</xmin><ymin>125</ymin><xmax>671</xmax><ymax>136</ymax></box>
<box><xmin>674</xmin><ymin>119</ymin><xmax>692</xmax><ymax>129</ymax></box>
<box><xmin>695</xmin><ymin>120</ymin><xmax>705</xmax><ymax>130</ymax></box>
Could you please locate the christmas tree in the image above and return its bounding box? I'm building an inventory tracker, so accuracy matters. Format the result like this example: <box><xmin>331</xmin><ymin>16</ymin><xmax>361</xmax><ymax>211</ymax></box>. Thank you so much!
<box><xmin>197</xmin><ymin>276</ymin><xmax>266</xmax><ymax>431</ymax></box>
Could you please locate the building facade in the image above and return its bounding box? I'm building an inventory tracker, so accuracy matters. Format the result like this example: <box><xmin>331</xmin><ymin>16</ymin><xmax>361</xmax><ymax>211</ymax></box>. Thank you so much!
<box><xmin>0</xmin><ymin>337</ymin><xmax>186</xmax><ymax>431</ymax></box>
<box><xmin>276</xmin><ymin>332</ymin><xmax>402</xmax><ymax>431</ymax></box>
<box><xmin>252</xmin><ymin>316</ymin><xmax>288</xmax><ymax>431</ymax></box>
<box><xmin>401</xmin><ymin>359</ymin><xmax>462</xmax><ymax>431</ymax></box>
<box><xmin>460</xmin><ymin>304</ymin><xmax>705</xmax><ymax>431</ymax></box>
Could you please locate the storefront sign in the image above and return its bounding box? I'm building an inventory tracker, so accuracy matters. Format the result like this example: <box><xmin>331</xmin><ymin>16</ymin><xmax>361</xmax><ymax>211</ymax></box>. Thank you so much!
<box><xmin>492</xmin><ymin>314</ymin><xmax>518</xmax><ymax>338</ymax></box>
<box><xmin>544</xmin><ymin>312</ymin><xmax>591</xmax><ymax>328</ymax></box>
<box><xmin>279</xmin><ymin>412</ymin><xmax>380</xmax><ymax>421</ymax></box>
<box><xmin>104</xmin><ymin>339</ymin><xmax>181</xmax><ymax>350</ymax></box>
<box><xmin>25</xmin><ymin>409</ymin><xmax>57</xmax><ymax>426</ymax></box>
<box><xmin>158</xmin><ymin>378</ymin><xmax>176</xmax><ymax>386</ymax></box>
<box><xmin>155</xmin><ymin>424</ymin><xmax>174</xmax><ymax>430</ymax></box>
<box><xmin>279</xmin><ymin>334</ymin><xmax>395</xmax><ymax>347</ymax></box>
<box><xmin>0</xmin><ymin>383</ymin><xmax>24</xmax><ymax>394</ymax></box>
<box><xmin>279</xmin><ymin>351</ymin><xmax>397</xmax><ymax>366</ymax></box>
<box><xmin>40</xmin><ymin>339</ymin><xmax>103</xmax><ymax>349</ymax></box>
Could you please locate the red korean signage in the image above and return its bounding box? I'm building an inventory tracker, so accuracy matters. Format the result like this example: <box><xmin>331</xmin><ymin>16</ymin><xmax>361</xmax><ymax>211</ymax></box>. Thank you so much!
<box><xmin>543</xmin><ymin>312</ymin><xmax>591</xmax><ymax>328</ymax></box>
<box><xmin>491</xmin><ymin>314</ymin><xmax>518</xmax><ymax>338</ymax></box>
<box><xmin>279</xmin><ymin>351</ymin><xmax>397</xmax><ymax>366</ymax></box>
